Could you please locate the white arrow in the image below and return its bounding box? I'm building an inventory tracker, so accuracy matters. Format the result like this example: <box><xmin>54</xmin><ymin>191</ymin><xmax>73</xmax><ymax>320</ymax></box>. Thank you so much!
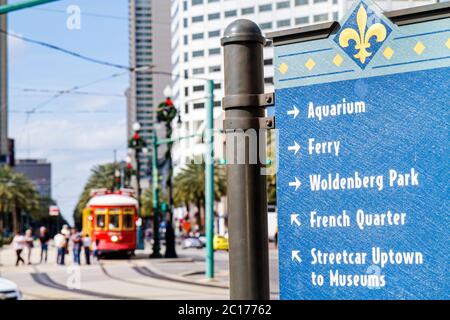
<box><xmin>286</xmin><ymin>105</ymin><xmax>299</xmax><ymax>119</ymax></box>
<box><xmin>292</xmin><ymin>251</ymin><xmax>302</xmax><ymax>263</ymax></box>
<box><xmin>288</xmin><ymin>141</ymin><xmax>300</xmax><ymax>155</ymax></box>
<box><xmin>288</xmin><ymin>177</ymin><xmax>301</xmax><ymax>191</ymax></box>
<box><xmin>291</xmin><ymin>214</ymin><xmax>301</xmax><ymax>226</ymax></box>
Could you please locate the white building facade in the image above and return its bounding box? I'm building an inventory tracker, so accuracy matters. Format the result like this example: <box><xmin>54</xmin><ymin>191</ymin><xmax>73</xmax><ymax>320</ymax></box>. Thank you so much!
<box><xmin>170</xmin><ymin>0</ymin><xmax>435</xmax><ymax>172</ymax></box>
<box><xmin>128</xmin><ymin>0</ymin><xmax>172</xmax><ymax>180</ymax></box>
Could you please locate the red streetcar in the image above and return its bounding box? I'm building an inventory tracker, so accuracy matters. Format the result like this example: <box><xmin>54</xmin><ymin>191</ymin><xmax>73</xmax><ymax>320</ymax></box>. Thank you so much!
<box><xmin>82</xmin><ymin>189</ymin><xmax>138</xmax><ymax>257</ymax></box>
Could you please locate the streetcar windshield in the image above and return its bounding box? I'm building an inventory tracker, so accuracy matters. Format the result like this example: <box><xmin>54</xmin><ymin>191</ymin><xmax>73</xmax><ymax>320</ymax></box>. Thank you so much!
<box><xmin>123</xmin><ymin>213</ymin><xmax>134</xmax><ymax>229</ymax></box>
<box><xmin>109</xmin><ymin>209</ymin><xmax>120</xmax><ymax>230</ymax></box>
<box><xmin>123</xmin><ymin>208</ymin><xmax>134</xmax><ymax>230</ymax></box>
<box><xmin>95</xmin><ymin>209</ymin><xmax>106</xmax><ymax>229</ymax></box>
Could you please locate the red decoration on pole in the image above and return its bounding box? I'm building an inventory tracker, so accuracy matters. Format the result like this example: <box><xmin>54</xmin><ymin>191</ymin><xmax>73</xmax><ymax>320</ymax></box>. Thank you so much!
<box><xmin>165</xmin><ymin>98</ymin><xmax>173</xmax><ymax>106</ymax></box>
<box><xmin>133</xmin><ymin>133</ymin><xmax>140</xmax><ymax>140</ymax></box>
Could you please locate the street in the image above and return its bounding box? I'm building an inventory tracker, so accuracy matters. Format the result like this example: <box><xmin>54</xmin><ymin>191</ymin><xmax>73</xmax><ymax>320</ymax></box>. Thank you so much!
<box><xmin>0</xmin><ymin>244</ymin><xmax>279</xmax><ymax>300</ymax></box>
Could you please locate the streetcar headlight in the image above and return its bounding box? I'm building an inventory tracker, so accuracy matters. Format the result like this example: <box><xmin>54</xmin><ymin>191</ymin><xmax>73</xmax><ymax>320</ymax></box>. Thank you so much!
<box><xmin>111</xmin><ymin>235</ymin><xmax>119</xmax><ymax>242</ymax></box>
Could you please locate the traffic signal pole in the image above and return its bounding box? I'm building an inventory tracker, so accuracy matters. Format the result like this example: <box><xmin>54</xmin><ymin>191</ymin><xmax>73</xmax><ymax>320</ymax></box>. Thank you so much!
<box><xmin>150</xmin><ymin>131</ymin><xmax>161</xmax><ymax>258</ymax></box>
<box><xmin>0</xmin><ymin>0</ymin><xmax>59</xmax><ymax>15</ymax></box>
<box><xmin>222</xmin><ymin>20</ymin><xmax>273</xmax><ymax>299</ymax></box>
<box><xmin>205</xmin><ymin>79</ymin><xmax>215</xmax><ymax>279</ymax></box>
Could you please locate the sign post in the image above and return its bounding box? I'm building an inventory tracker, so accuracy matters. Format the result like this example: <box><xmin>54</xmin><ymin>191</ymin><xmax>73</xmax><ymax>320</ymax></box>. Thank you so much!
<box><xmin>221</xmin><ymin>20</ymin><xmax>274</xmax><ymax>299</ymax></box>
<box><xmin>269</xmin><ymin>0</ymin><xmax>449</xmax><ymax>299</ymax></box>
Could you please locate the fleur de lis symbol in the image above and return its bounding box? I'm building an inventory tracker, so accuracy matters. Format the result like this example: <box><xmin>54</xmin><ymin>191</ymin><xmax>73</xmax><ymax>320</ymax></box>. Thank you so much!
<box><xmin>339</xmin><ymin>4</ymin><xmax>387</xmax><ymax>64</ymax></box>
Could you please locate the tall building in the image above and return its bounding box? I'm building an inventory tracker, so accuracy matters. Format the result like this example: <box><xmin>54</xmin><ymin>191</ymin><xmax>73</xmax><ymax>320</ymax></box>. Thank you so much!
<box><xmin>14</xmin><ymin>159</ymin><xmax>52</xmax><ymax>198</ymax></box>
<box><xmin>128</xmin><ymin>0</ymin><xmax>172</xmax><ymax>181</ymax></box>
<box><xmin>170</xmin><ymin>0</ymin><xmax>435</xmax><ymax>171</ymax></box>
<box><xmin>0</xmin><ymin>0</ymin><xmax>7</xmax><ymax>163</ymax></box>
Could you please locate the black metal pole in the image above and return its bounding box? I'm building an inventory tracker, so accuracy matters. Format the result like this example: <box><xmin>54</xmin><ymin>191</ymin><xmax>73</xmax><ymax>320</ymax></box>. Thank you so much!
<box><xmin>221</xmin><ymin>19</ymin><xmax>270</xmax><ymax>300</ymax></box>
<box><xmin>164</xmin><ymin>127</ymin><xmax>177</xmax><ymax>258</ymax></box>
<box><xmin>150</xmin><ymin>133</ymin><xmax>161</xmax><ymax>258</ymax></box>
<box><xmin>135</xmin><ymin>148</ymin><xmax>141</xmax><ymax>208</ymax></box>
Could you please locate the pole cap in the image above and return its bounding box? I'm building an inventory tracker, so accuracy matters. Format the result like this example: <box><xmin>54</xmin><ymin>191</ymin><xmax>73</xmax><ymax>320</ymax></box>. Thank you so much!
<box><xmin>221</xmin><ymin>19</ymin><xmax>266</xmax><ymax>46</ymax></box>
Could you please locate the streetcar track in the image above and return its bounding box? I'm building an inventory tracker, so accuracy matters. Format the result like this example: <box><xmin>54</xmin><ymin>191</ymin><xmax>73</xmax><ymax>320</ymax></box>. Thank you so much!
<box><xmin>30</xmin><ymin>272</ymin><xmax>139</xmax><ymax>300</ymax></box>
<box><xmin>131</xmin><ymin>264</ymin><xmax>229</xmax><ymax>289</ymax></box>
<box><xmin>98</xmin><ymin>261</ymin><xmax>214</xmax><ymax>294</ymax></box>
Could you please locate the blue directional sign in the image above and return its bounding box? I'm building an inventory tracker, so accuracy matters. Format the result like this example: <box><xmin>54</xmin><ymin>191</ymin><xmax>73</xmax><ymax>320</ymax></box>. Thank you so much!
<box><xmin>272</xmin><ymin>0</ymin><xmax>449</xmax><ymax>299</ymax></box>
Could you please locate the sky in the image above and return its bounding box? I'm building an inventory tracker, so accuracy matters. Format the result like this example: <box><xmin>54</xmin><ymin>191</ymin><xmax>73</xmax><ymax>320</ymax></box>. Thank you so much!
<box><xmin>7</xmin><ymin>0</ymin><xmax>130</xmax><ymax>225</ymax></box>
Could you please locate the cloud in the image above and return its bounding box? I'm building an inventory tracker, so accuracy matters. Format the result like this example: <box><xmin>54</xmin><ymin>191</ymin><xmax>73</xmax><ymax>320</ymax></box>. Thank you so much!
<box><xmin>11</xmin><ymin>117</ymin><xmax>127</xmax><ymax>226</ymax></box>
<box><xmin>17</xmin><ymin>117</ymin><xmax>126</xmax><ymax>152</ymax></box>
<box><xmin>8</xmin><ymin>30</ymin><xmax>27</xmax><ymax>63</ymax></box>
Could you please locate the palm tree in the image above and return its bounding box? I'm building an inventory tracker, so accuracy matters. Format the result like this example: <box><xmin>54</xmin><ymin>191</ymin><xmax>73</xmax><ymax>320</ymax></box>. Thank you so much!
<box><xmin>73</xmin><ymin>163</ymin><xmax>121</xmax><ymax>225</ymax></box>
<box><xmin>173</xmin><ymin>162</ymin><xmax>226</xmax><ymax>231</ymax></box>
<box><xmin>0</xmin><ymin>166</ymin><xmax>40</xmax><ymax>233</ymax></box>
<box><xmin>140</xmin><ymin>188</ymin><xmax>153</xmax><ymax>218</ymax></box>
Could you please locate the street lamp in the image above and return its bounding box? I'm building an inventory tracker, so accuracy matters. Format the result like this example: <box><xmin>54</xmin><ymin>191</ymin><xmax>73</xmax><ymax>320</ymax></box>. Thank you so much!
<box><xmin>128</xmin><ymin>121</ymin><xmax>146</xmax><ymax>250</ymax></box>
<box><xmin>154</xmin><ymin>86</ymin><xmax>178</xmax><ymax>259</ymax></box>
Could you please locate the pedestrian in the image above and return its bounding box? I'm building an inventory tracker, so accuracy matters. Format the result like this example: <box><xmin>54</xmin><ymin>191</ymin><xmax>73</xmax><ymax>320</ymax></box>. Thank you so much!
<box><xmin>24</xmin><ymin>229</ymin><xmax>34</xmax><ymax>265</ymax></box>
<box><xmin>38</xmin><ymin>226</ymin><xmax>50</xmax><ymax>263</ymax></box>
<box><xmin>54</xmin><ymin>232</ymin><xmax>66</xmax><ymax>265</ymax></box>
<box><xmin>12</xmin><ymin>232</ymin><xmax>25</xmax><ymax>266</ymax></box>
<box><xmin>71</xmin><ymin>228</ymin><xmax>82</xmax><ymax>265</ymax></box>
<box><xmin>82</xmin><ymin>234</ymin><xmax>91</xmax><ymax>265</ymax></box>
<box><xmin>92</xmin><ymin>239</ymin><xmax>100</xmax><ymax>261</ymax></box>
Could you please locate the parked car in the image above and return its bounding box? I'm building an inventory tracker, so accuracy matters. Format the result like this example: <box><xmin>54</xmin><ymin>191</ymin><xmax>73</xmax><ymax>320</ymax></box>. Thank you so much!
<box><xmin>213</xmin><ymin>235</ymin><xmax>229</xmax><ymax>251</ymax></box>
<box><xmin>198</xmin><ymin>233</ymin><xmax>206</xmax><ymax>247</ymax></box>
<box><xmin>181</xmin><ymin>237</ymin><xmax>204</xmax><ymax>249</ymax></box>
<box><xmin>0</xmin><ymin>278</ymin><xmax>21</xmax><ymax>300</ymax></box>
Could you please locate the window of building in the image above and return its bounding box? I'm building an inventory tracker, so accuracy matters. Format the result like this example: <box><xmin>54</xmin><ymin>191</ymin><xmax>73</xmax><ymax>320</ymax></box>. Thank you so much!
<box><xmin>295</xmin><ymin>0</ymin><xmax>308</xmax><ymax>5</ymax></box>
<box><xmin>185</xmin><ymin>87</ymin><xmax>189</xmax><ymax>96</ymax></box>
<box><xmin>259</xmin><ymin>22</ymin><xmax>273</xmax><ymax>30</ymax></box>
<box><xmin>313</xmin><ymin>0</ymin><xmax>327</xmax><ymax>3</ymax></box>
<box><xmin>193</xmin><ymin>102</ymin><xmax>205</xmax><ymax>109</ymax></box>
<box><xmin>184</xmin><ymin>69</ymin><xmax>189</xmax><ymax>79</ymax></box>
<box><xmin>192</xmin><ymin>67</ymin><xmax>205</xmax><ymax>74</ymax></box>
<box><xmin>209</xmin><ymin>65</ymin><xmax>221</xmax><ymax>72</ymax></box>
<box><xmin>184</xmin><ymin>52</ymin><xmax>188</xmax><ymax>62</ymax></box>
<box><xmin>192</xmin><ymin>32</ymin><xmax>204</xmax><ymax>40</ymax></box>
<box><xmin>192</xmin><ymin>50</ymin><xmax>204</xmax><ymax>57</ymax></box>
<box><xmin>193</xmin><ymin>85</ymin><xmax>205</xmax><ymax>92</ymax></box>
<box><xmin>183</xmin><ymin>18</ymin><xmax>188</xmax><ymax>27</ymax></box>
<box><xmin>208</xmin><ymin>0</ymin><xmax>219</xmax><ymax>2</ymax></box>
<box><xmin>314</xmin><ymin>13</ymin><xmax>328</xmax><ymax>22</ymax></box>
<box><xmin>214</xmin><ymin>83</ymin><xmax>221</xmax><ymax>89</ymax></box>
<box><xmin>225</xmin><ymin>10</ymin><xmax>237</xmax><ymax>18</ymax></box>
<box><xmin>264</xmin><ymin>58</ymin><xmax>273</xmax><ymax>66</ymax></box>
<box><xmin>192</xmin><ymin>15</ymin><xmax>204</xmax><ymax>23</ymax></box>
<box><xmin>192</xmin><ymin>0</ymin><xmax>203</xmax><ymax>5</ymax></box>
<box><xmin>208</xmin><ymin>30</ymin><xmax>221</xmax><ymax>38</ymax></box>
<box><xmin>184</xmin><ymin>104</ymin><xmax>189</xmax><ymax>114</ymax></box>
<box><xmin>214</xmin><ymin>101</ymin><xmax>221</xmax><ymax>107</ymax></box>
<box><xmin>209</xmin><ymin>48</ymin><xmax>221</xmax><ymax>55</ymax></box>
<box><xmin>264</xmin><ymin>77</ymin><xmax>274</xmax><ymax>84</ymax></box>
<box><xmin>277</xmin><ymin>19</ymin><xmax>291</xmax><ymax>28</ymax></box>
<box><xmin>208</xmin><ymin>12</ymin><xmax>220</xmax><ymax>20</ymax></box>
<box><xmin>259</xmin><ymin>4</ymin><xmax>272</xmax><ymax>12</ymax></box>
<box><xmin>276</xmin><ymin>1</ymin><xmax>290</xmax><ymax>9</ymax></box>
<box><xmin>183</xmin><ymin>1</ymin><xmax>188</xmax><ymax>11</ymax></box>
<box><xmin>295</xmin><ymin>16</ymin><xmax>310</xmax><ymax>25</ymax></box>
<box><xmin>241</xmin><ymin>7</ymin><xmax>254</xmax><ymax>15</ymax></box>
<box><xmin>184</xmin><ymin>35</ymin><xmax>188</xmax><ymax>45</ymax></box>
<box><xmin>333</xmin><ymin>12</ymin><xmax>338</xmax><ymax>20</ymax></box>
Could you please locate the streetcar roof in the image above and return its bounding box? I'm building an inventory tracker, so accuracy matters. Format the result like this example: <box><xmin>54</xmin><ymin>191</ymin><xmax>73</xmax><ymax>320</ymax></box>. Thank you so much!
<box><xmin>87</xmin><ymin>194</ymin><xmax>139</xmax><ymax>207</ymax></box>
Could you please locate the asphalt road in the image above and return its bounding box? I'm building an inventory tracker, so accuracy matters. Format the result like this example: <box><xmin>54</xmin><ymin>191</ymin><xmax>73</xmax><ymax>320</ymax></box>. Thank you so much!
<box><xmin>0</xmin><ymin>244</ymin><xmax>279</xmax><ymax>300</ymax></box>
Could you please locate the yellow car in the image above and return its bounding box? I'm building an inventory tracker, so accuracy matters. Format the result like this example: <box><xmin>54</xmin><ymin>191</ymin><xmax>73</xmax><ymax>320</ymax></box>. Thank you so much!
<box><xmin>213</xmin><ymin>235</ymin><xmax>229</xmax><ymax>251</ymax></box>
